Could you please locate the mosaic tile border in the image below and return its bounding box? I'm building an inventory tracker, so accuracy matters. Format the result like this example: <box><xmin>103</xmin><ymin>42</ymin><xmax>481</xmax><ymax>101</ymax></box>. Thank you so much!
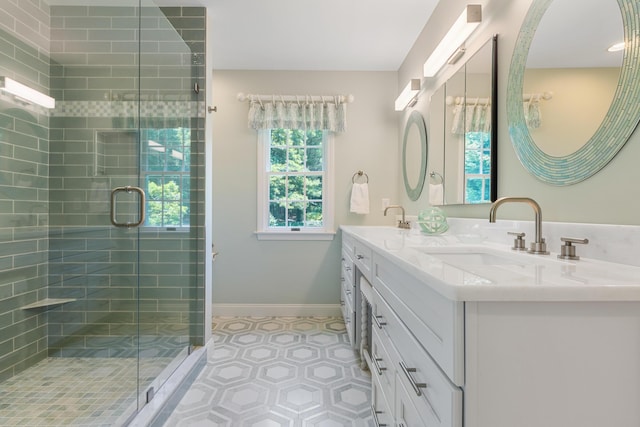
<box><xmin>506</xmin><ymin>0</ymin><xmax>640</xmax><ymax>185</ymax></box>
<box><xmin>51</xmin><ymin>100</ymin><xmax>206</xmax><ymax>118</ymax></box>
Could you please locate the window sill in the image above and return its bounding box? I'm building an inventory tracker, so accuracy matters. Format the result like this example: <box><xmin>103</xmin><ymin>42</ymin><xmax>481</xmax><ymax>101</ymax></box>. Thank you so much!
<box><xmin>255</xmin><ymin>230</ymin><xmax>336</xmax><ymax>241</ymax></box>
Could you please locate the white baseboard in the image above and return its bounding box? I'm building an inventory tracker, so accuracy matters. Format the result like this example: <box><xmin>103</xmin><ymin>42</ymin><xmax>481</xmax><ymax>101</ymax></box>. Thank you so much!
<box><xmin>212</xmin><ymin>303</ymin><xmax>342</xmax><ymax>317</ymax></box>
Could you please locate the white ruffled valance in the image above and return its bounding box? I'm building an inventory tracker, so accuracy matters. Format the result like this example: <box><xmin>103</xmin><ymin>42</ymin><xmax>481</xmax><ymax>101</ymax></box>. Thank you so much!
<box><xmin>241</xmin><ymin>94</ymin><xmax>351</xmax><ymax>132</ymax></box>
<box><xmin>450</xmin><ymin>99</ymin><xmax>491</xmax><ymax>135</ymax></box>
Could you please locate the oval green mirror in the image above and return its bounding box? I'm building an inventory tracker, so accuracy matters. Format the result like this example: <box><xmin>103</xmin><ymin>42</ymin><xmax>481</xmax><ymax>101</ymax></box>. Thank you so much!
<box><xmin>402</xmin><ymin>110</ymin><xmax>427</xmax><ymax>200</ymax></box>
<box><xmin>507</xmin><ymin>0</ymin><xmax>640</xmax><ymax>185</ymax></box>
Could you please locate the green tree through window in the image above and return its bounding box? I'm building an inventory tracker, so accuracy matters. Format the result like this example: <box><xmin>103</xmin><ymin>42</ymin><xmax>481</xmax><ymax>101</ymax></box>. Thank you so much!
<box><xmin>141</xmin><ymin>127</ymin><xmax>190</xmax><ymax>227</ymax></box>
<box><xmin>267</xmin><ymin>129</ymin><xmax>325</xmax><ymax>228</ymax></box>
<box><xmin>464</xmin><ymin>131</ymin><xmax>491</xmax><ymax>203</ymax></box>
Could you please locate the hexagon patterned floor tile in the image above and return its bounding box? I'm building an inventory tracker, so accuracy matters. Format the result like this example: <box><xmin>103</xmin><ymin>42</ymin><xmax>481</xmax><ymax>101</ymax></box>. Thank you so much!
<box><xmin>161</xmin><ymin>317</ymin><xmax>373</xmax><ymax>426</ymax></box>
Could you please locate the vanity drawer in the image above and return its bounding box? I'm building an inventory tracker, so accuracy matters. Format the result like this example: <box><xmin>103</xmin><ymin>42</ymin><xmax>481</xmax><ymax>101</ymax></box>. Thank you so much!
<box><xmin>373</xmin><ymin>252</ymin><xmax>464</xmax><ymax>386</ymax></box>
<box><xmin>341</xmin><ymin>295</ymin><xmax>354</xmax><ymax>346</ymax></box>
<box><xmin>395</xmin><ymin>371</ymin><xmax>430</xmax><ymax>427</ymax></box>
<box><xmin>342</xmin><ymin>233</ymin><xmax>355</xmax><ymax>257</ymax></box>
<box><xmin>341</xmin><ymin>249</ymin><xmax>354</xmax><ymax>288</ymax></box>
<box><xmin>372</xmin><ymin>374</ymin><xmax>394</xmax><ymax>427</ymax></box>
<box><xmin>372</xmin><ymin>326</ymin><xmax>395</xmax><ymax>413</ymax></box>
<box><xmin>353</xmin><ymin>239</ymin><xmax>373</xmax><ymax>282</ymax></box>
<box><xmin>375</xmin><ymin>287</ymin><xmax>462</xmax><ymax>427</ymax></box>
<box><xmin>341</xmin><ymin>272</ymin><xmax>355</xmax><ymax>308</ymax></box>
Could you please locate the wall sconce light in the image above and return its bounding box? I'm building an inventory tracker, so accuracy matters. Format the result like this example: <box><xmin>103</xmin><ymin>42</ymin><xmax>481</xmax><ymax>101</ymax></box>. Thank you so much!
<box><xmin>0</xmin><ymin>76</ymin><xmax>56</xmax><ymax>109</ymax></box>
<box><xmin>394</xmin><ymin>79</ymin><xmax>421</xmax><ymax>111</ymax></box>
<box><xmin>423</xmin><ymin>4</ymin><xmax>482</xmax><ymax>78</ymax></box>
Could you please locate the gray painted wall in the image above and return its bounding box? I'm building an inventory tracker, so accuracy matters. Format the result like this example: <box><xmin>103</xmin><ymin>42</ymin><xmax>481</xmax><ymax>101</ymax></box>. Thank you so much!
<box><xmin>211</xmin><ymin>70</ymin><xmax>400</xmax><ymax>306</ymax></box>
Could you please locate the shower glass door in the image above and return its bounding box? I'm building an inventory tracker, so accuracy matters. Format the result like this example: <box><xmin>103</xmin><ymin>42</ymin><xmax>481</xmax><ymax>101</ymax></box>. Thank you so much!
<box><xmin>0</xmin><ymin>1</ymin><xmax>205</xmax><ymax>424</ymax></box>
<box><xmin>136</xmin><ymin>3</ymin><xmax>205</xmax><ymax>406</ymax></box>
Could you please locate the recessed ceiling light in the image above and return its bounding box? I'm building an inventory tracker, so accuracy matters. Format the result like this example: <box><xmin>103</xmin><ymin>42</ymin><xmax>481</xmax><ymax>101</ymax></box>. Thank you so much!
<box><xmin>608</xmin><ymin>42</ymin><xmax>625</xmax><ymax>52</ymax></box>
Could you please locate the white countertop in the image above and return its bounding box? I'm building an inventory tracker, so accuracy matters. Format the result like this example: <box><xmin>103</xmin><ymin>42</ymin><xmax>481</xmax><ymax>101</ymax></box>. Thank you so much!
<box><xmin>341</xmin><ymin>225</ymin><xmax>640</xmax><ymax>302</ymax></box>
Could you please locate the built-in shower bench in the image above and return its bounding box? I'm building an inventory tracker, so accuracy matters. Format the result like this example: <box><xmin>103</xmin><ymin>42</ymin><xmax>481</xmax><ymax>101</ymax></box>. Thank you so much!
<box><xmin>21</xmin><ymin>298</ymin><xmax>77</xmax><ymax>310</ymax></box>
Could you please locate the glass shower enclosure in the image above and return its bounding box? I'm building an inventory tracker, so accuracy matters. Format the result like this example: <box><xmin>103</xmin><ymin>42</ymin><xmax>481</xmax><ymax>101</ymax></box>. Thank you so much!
<box><xmin>0</xmin><ymin>2</ymin><xmax>206</xmax><ymax>425</ymax></box>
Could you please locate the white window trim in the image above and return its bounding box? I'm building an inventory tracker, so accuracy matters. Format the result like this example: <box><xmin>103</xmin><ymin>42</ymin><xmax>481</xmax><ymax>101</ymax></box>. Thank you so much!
<box><xmin>256</xmin><ymin>129</ymin><xmax>335</xmax><ymax>241</ymax></box>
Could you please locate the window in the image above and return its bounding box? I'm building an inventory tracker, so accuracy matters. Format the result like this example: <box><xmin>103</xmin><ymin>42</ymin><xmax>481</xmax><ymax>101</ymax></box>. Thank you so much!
<box><xmin>464</xmin><ymin>131</ymin><xmax>491</xmax><ymax>203</ymax></box>
<box><xmin>257</xmin><ymin>128</ymin><xmax>334</xmax><ymax>240</ymax></box>
<box><xmin>141</xmin><ymin>127</ymin><xmax>191</xmax><ymax>228</ymax></box>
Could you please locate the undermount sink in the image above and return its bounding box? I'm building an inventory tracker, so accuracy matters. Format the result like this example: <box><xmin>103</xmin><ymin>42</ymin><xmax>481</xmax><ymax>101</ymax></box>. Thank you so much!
<box><xmin>412</xmin><ymin>247</ymin><xmax>526</xmax><ymax>267</ymax></box>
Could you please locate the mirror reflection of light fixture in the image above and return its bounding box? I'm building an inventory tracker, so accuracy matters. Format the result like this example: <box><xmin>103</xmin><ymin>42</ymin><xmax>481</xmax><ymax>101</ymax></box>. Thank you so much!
<box><xmin>394</xmin><ymin>79</ymin><xmax>421</xmax><ymax>111</ymax></box>
<box><xmin>608</xmin><ymin>41</ymin><xmax>625</xmax><ymax>52</ymax></box>
<box><xmin>0</xmin><ymin>76</ymin><xmax>56</xmax><ymax>109</ymax></box>
<box><xmin>423</xmin><ymin>4</ymin><xmax>482</xmax><ymax>77</ymax></box>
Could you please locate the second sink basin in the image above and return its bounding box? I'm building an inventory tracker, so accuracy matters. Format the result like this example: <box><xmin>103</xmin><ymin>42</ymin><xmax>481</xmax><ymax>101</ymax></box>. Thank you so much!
<box><xmin>412</xmin><ymin>247</ymin><xmax>526</xmax><ymax>267</ymax></box>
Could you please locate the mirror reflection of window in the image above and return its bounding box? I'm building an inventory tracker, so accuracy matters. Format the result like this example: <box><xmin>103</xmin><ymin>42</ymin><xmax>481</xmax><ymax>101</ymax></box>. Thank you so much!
<box><xmin>434</xmin><ymin>36</ymin><xmax>496</xmax><ymax>205</ymax></box>
<box><xmin>464</xmin><ymin>131</ymin><xmax>491</xmax><ymax>203</ymax></box>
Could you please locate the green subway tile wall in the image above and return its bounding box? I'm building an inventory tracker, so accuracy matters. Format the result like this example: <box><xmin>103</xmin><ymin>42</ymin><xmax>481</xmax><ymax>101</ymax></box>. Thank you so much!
<box><xmin>0</xmin><ymin>1</ymin><xmax>52</xmax><ymax>382</ymax></box>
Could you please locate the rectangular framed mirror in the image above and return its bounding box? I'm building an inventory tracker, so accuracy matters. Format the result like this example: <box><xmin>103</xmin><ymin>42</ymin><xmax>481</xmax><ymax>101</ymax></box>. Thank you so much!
<box><xmin>428</xmin><ymin>35</ymin><xmax>497</xmax><ymax>205</ymax></box>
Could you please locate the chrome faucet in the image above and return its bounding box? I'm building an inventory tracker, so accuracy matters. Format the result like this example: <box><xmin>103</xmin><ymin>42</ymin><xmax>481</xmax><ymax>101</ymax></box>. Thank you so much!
<box><xmin>384</xmin><ymin>205</ymin><xmax>410</xmax><ymax>229</ymax></box>
<box><xmin>489</xmin><ymin>197</ymin><xmax>549</xmax><ymax>254</ymax></box>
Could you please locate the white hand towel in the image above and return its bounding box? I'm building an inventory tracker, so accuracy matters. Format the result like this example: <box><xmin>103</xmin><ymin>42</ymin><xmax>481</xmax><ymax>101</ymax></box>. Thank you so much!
<box><xmin>350</xmin><ymin>183</ymin><xmax>370</xmax><ymax>214</ymax></box>
<box><xmin>429</xmin><ymin>183</ymin><xmax>443</xmax><ymax>206</ymax></box>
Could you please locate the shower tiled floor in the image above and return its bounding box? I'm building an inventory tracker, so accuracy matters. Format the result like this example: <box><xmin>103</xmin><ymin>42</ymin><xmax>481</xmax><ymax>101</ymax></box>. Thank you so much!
<box><xmin>160</xmin><ymin>317</ymin><xmax>374</xmax><ymax>427</ymax></box>
<box><xmin>0</xmin><ymin>356</ymin><xmax>173</xmax><ymax>426</ymax></box>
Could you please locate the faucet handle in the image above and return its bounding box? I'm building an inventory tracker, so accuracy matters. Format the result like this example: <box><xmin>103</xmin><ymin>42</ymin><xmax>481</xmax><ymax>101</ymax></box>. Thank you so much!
<box><xmin>507</xmin><ymin>232</ymin><xmax>527</xmax><ymax>251</ymax></box>
<box><xmin>398</xmin><ymin>220</ymin><xmax>411</xmax><ymax>230</ymax></box>
<box><xmin>558</xmin><ymin>237</ymin><xmax>589</xmax><ymax>260</ymax></box>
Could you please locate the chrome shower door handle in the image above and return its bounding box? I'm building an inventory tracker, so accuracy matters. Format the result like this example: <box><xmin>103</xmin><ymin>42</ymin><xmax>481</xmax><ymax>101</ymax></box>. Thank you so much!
<box><xmin>110</xmin><ymin>186</ymin><xmax>146</xmax><ymax>228</ymax></box>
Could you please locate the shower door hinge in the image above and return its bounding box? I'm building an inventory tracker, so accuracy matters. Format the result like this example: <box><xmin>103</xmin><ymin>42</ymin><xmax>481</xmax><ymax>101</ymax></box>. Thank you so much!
<box><xmin>146</xmin><ymin>387</ymin><xmax>155</xmax><ymax>403</ymax></box>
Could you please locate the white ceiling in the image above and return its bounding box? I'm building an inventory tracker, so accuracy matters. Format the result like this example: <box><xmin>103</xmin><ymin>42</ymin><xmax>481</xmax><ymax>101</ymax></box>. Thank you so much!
<box><xmin>47</xmin><ymin>1</ymin><xmax>626</xmax><ymax>71</ymax></box>
<box><xmin>154</xmin><ymin>0</ymin><xmax>440</xmax><ymax>71</ymax></box>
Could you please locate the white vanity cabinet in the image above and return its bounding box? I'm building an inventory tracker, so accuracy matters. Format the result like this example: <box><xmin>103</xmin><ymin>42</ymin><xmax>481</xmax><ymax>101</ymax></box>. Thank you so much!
<box><xmin>341</xmin><ymin>226</ymin><xmax>640</xmax><ymax>427</ymax></box>
<box><xmin>372</xmin><ymin>266</ymin><xmax>463</xmax><ymax>427</ymax></box>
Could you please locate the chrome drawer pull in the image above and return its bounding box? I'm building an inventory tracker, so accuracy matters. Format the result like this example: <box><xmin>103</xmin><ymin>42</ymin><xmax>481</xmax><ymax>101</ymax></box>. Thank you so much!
<box><xmin>372</xmin><ymin>355</ymin><xmax>386</xmax><ymax>375</ymax></box>
<box><xmin>371</xmin><ymin>405</ymin><xmax>387</xmax><ymax>427</ymax></box>
<box><xmin>373</xmin><ymin>315</ymin><xmax>386</xmax><ymax>329</ymax></box>
<box><xmin>340</xmin><ymin>299</ymin><xmax>345</xmax><ymax>306</ymax></box>
<box><xmin>400</xmin><ymin>361</ymin><xmax>427</xmax><ymax>396</ymax></box>
<box><xmin>345</xmin><ymin>266</ymin><xmax>352</xmax><ymax>271</ymax></box>
<box><xmin>357</xmin><ymin>254</ymin><xmax>364</xmax><ymax>260</ymax></box>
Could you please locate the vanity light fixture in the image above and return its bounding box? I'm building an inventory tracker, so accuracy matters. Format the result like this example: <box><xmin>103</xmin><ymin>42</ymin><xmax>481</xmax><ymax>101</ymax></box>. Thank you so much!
<box><xmin>608</xmin><ymin>41</ymin><xmax>625</xmax><ymax>52</ymax></box>
<box><xmin>0</xmin><ymin>76</ymin><xmax>55</xmax><ymax>109</ymax></box>
<box><xmin>394</xmin><ymin>79</ymin><xmax>421</xmax><ymax>111</ymax></box>
<box><xmin>423</xmin><ymin>4</ymin><xmax>482</xmax><ymax>78</ymax></box>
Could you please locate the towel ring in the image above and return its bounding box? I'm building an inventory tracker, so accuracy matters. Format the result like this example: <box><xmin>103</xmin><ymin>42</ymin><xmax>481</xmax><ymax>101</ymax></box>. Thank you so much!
<box><xmin>352</xmin><ymin>170</ymin><xmax>369</xmax><ymax>184</ymax></box>
<box><xmin>429</xmin><ymin>171</ymin><xmax>444</xmax><ymax>184</ymax></box>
